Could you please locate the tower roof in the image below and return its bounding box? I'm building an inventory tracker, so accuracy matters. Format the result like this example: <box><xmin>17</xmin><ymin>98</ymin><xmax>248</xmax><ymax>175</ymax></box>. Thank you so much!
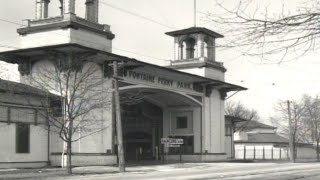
<box><xmin>165</xmin><ymin>27</ymin><xmax>224</xmax><ymax>38</ymax></box>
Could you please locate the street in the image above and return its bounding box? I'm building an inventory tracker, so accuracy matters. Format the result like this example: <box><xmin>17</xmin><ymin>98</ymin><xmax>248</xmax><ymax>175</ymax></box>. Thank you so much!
<box><xmin>2</xmin><ymin>162</ymin><xmax>320</xmax><ymax>180</ymax></box>
<box><xmin>68</xmin><ymin>163</ymin><xmax>320</xmax><ymax>180</ymax></box>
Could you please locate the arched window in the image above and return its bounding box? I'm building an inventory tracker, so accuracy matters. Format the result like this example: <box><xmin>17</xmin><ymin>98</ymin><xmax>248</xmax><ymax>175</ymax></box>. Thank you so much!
<box><xmin>180</xmin><ymin>37</ymin><xmax>197</xmax><ymax>59</ymax></box>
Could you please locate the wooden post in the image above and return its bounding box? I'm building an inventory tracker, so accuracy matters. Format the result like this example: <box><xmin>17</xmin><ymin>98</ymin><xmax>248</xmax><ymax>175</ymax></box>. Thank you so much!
<box><xmin>271</xmin><ymin>147</ymin><xmax>274</xmax><ymax>160</ymax></box>
<box><xmin>253</xmin><ymin>146</ymin><xmax>256</xmax><ymax>160</ymax></box>
<box><xmin>279</xmin><ymin>146</ymin><xmax>282</xmax><ymax>160</ymax></box>
<box><xmin>113</xmin><ymin>61</ymin><xmax>125</xmax><ymax>172</ymax></box>
<box><xmin>179</xmin><ymin>145</ymin><xmax>182</xmax><ymax>163</ymax></box>
<box><xmin>316</xmin><ymin>121</ymin><xmax>319</xmax><ymax>161</ymax></box>
<box><xmin>244</xmin><ymin>146</ymin><xmax>246</xmax><ymax>160</ymax></box>
<box><xmin>263</xmin><ymin>146</ymin><xmax>265</xmax><ymax>160</ymax></box>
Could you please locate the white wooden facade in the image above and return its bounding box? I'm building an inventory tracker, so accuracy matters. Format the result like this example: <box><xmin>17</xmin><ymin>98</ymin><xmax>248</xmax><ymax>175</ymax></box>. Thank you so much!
<box><xmin>0</xmin><ymin>0</ymin><xmax>245</xmax><ymax>168</ymax></box>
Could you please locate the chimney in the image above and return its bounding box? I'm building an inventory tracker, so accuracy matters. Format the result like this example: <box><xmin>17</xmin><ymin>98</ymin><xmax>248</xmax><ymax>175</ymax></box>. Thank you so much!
<box><xmin>85</xmin><ymin>0</ymin><xmax>99</xmax><ymax>23</ymax></box>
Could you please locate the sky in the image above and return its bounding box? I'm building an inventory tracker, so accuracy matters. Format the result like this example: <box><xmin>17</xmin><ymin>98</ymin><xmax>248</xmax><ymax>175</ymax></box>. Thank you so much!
<box><xmin>0</xmin><ymin>0</ymin><xmax>319</xmax><ymax>123</ymax></box>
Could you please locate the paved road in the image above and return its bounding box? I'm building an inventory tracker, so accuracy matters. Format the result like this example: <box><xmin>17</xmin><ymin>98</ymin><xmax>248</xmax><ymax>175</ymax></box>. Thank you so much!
<box><xmin>56</xmin><ymin>163</ymin><xmax>320</xmax><ymax>180</ymax></box>
<box><xmin>2</xmin><ymin>163</ymin><xmax>320</xmax><ymax>180</ymax></box>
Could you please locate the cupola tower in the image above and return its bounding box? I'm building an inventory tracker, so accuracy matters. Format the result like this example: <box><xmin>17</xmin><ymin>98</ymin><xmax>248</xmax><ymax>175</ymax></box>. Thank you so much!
<box><xmin>166</xmin><ymin>27</ymin><xmax>226</xmax><ymax>81</ymax></box>
<box><xmin>17</xmin><ymin>0</ymin><xmax>114</xmax><ymax>52</ymax></box>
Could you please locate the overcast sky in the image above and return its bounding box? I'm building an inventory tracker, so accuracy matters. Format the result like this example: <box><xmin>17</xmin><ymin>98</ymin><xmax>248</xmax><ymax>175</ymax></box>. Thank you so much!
<box><xmin>0</xmin><ymin>0</ymin><xmax>319</xmax><ymax>122</ymax></box>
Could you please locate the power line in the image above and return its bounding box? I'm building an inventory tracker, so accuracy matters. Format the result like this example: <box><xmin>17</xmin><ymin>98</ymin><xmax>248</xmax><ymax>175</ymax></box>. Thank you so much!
<box><xmin>0</xmin><ymin>18</ymin><xmax>167</xmax><ymax>62</ymax></box>
<box><xmin>99</xmin><ymin>0</ymin><xmax>176</xmax><ymax>30</ymax></box>
<box><xmin>0</xmin><ymin>18</ymin><xmax>22</xmax><ymax>26</ymax></box>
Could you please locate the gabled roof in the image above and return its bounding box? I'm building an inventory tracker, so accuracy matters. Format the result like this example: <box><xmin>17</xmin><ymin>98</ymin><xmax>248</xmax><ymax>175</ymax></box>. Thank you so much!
<box><xmin>165</xmin><ymin>27</ymin><xmax>224</xmax><ymax>38</ymax></box>
<box><xmin>236</xmin><ymin>120</ymin><xmax>276</xmax><ymax>131</ymax></box>
<box><xmin>225</xmin><ymin>115</ymin><xmax>247</xmax><ymax>123</ymax></box>
<box><xmin>0</xmin><ymin>79</ymin><xmax>56</xmax><ymax>98</ymax></box>
<box><xmin>236</xmin><ymin>133</ymin><xmax>288</xmax><ymax>144</ymax></box>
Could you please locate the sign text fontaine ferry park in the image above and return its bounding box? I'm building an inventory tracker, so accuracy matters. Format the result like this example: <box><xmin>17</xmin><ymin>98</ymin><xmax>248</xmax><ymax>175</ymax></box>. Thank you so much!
<box><xmin>124</xmin><ymin>70</ymin><xmax>194</xmax><ymax>90</ymax></box>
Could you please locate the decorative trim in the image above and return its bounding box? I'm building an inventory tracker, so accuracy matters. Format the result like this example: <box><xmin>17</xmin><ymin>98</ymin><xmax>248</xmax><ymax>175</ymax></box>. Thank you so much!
<box><xmin>7</xmin><ymin>107</ymin><xmax>11</xmax><ymax>125</ymax></box>
<box><xmin>17</xmin><ymin>20</ymin><xmax>115</xmax><ymax>40</ymax></box>
<box><xmin>167</xmin><ymin>61</ymin><xmax>227</xmax><ymax>73</ymax></box>
<box><xmin>18</xmin><ymin>60</ymin><xmax>31</xmax><ymax>76</ymax></box>
<box><xmin>35</xmin><ymin>109</ymin><xmax>38</xmax><ymax>126</ymax></box>
<box><xmin>205</xmin><ymin>86</ymin><xmax>212</xmax><ymax>97</ymax></box>
<box><xmin>219</xmin><ymin>90</ymin><xmax>227</xmax><ymax>100</ymax></box>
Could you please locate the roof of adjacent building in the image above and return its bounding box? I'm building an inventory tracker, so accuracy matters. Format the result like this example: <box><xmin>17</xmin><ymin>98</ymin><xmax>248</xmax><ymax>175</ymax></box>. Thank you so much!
<box><xmin>225</xmin><ymin>115</ymin><xmax>247</xmax><ymax>123</ymax></box>
<box><xmin>236</xmin><ymin>120</ymin><xmax>277</xmax><ymax>131</ymax></box>
<box><xmin>236</xmin><ymin>133</ymin><xmax>288</xmax><ymax>144</ymax></box>
<box><xmin>235</xmin><ymin>133</ymin><xmax>314</xmax><ymax>147</ymax></box>
<box><xmin>165</xmin><ymin>27</ymin><xmax>224</xmax><ymax>38</ymax></box>
<box><xmin>0</xmin><ymin>79</ymin><xmax>55</xmax><ymax>97</ymax></box>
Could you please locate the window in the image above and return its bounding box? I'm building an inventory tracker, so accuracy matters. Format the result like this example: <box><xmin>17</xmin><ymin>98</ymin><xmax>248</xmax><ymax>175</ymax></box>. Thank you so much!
<box><xmin>176</xmin><ymin>116</ymin><xmax>188</xmax><ymax>129</ymax></box>
<box><xmin>225</xmin><ymin>124</ymin><xmax>232</xmax><ymax>136</ymax></box>
<box><xmin>16</xmin><ymin>123</ymin><xmax>30</xmax><ymax>153</ymax></box>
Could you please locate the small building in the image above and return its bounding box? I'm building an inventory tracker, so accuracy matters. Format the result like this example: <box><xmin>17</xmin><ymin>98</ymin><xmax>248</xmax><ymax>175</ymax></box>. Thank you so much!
<box><xmin>234</xmin><ymin>120</ymin><xmax>316</xmax><ymax>160</ymax></box>
<box><xmin>0</xmin><ymin>79</ymin><xmax>58</xmax><ymax>168</ymax></box>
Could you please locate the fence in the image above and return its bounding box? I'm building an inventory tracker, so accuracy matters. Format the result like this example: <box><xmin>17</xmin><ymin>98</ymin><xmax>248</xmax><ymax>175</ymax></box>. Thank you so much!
<box><xmin>235</xmin><ymin>145</ymin><xmax>290</xmax><ymax>160</ymax></box>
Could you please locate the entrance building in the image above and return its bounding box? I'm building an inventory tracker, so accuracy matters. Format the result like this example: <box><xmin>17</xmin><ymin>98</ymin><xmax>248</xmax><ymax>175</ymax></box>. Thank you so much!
<box><xmin>0</xmin><ymin>0</ymin><xmax>246</xmax><ymax>167</ymax></box>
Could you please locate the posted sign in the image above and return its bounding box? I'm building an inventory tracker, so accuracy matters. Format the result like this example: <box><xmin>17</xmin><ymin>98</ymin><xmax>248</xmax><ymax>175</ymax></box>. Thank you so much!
<box><xmin>161</xmin><ymin>138</ymin><xmax>184</xmax><ymax>145</ymax></box>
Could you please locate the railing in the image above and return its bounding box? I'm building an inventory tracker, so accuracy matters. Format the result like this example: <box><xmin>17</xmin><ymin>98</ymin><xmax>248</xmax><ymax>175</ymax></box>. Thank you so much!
<box><xmin>25</xmin><ymin>16</ymin><xmax>110</xmax><ymax>32</ymax></box>
<box><xmin>28</xmin><ymin>16</ymin><xmax>64</xmax><ymax>27</ymax></box>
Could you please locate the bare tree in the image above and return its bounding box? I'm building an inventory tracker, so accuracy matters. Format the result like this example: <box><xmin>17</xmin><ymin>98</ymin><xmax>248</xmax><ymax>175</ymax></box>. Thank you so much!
<box><xmin>27</xmin><ymin>53</ymin><xmax>112</xmax><ymax>174</ymax></box>
<box><xmin>302</xmin><ymin>94</ymin><xmax>320</xmax><ymax>161</ymax></box>
<box><xmin>23</xmin><ymin>55</ymin><xmax>148</xmax><ymax>174</ymax></box>
<box><xmin>271</xmin><ymin>99</ymin><xmax>310</xmax><ymax>161</ymax></box>
<box><xmin>225</xmin><ymin>101</ymin><xmax>259</xmax><ymax>131</ymax></box>
<box><xmin>205</xmin><ymin>0</ymin><xmax>320</xmax><ymax>63</ymax></box>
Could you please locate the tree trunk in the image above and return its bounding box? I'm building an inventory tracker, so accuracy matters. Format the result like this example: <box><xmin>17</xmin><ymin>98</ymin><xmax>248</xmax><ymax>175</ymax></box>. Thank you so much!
<box><xmin>66</xmin><ymin>121</ymin><xmax>73</xmax><ymax>174</ymax></box>
<box><xmin>287</xmin><ymin>100</ymin><xmax>295</xmax><ymax>163</ymax></box>
<box><xmin>317</xmin><ymin>138</ymin><xmax>319</xmax><ymax>161</ymax></box>
<box><xmin>67</xmin><ymin>139</ymin><xmax>72</xmax><ymax>174</ymax></box>
<box><xmin>113</xmin><ymin>61</ymin><xmax>125</xmax><ymax>172</ymax></box>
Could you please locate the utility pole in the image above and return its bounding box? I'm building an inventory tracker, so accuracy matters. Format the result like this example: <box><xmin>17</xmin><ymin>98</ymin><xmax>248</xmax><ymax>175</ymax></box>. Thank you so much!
<box><xmin>316</xmin><ymin>121</ymin><xmax>319</xmax><ymax>161</ymax></box>
<box><xmin>113</xmin><ymin>61</ymin><xmax>125</xmax><ymax>172</ymax></box>
<box><xmin>287</xmin><ymin>100</ymin><xmax>295</xmax><ymax>163</ymax></box>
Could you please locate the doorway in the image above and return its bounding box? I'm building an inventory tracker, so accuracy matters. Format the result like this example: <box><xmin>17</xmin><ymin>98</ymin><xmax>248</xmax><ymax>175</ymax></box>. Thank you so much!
<box><xmin>122</xmin><ymin>101</ymin><xmax>163</xmax><ymax>162</ymax></box>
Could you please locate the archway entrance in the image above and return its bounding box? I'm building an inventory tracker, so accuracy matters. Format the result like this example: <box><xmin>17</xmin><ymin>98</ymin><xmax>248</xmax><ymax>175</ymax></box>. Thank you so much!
<box><xmin>120</xmin><ymin>87</ymin><xmax>202</xmax><ymax>163</ymax></box>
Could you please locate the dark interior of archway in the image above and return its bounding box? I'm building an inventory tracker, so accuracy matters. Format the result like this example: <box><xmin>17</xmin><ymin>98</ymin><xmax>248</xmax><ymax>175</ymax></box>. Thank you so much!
<box><xmin>121</xmin><ymin>100</ymin><xmax>163</xmax><ymax>162</ymax></box>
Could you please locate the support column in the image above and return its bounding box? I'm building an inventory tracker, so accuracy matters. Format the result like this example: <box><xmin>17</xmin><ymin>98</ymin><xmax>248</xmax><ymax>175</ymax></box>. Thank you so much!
<box><xmin>63</xmin><ymin>0</ymin><xmax>76</xmax><ymax>15</ymax></box>
<box><xmin>85</xmin><ymin>0</ymin><xmax>99</xmax><ymax>23</ymax></box>
<box><xmin>207</xmin><ymin>38</ymin><xmax>216</xmax><ymax>61</ymax></box>
<box><xmin>35</xmin><ymin>0</ymin><xmax>50</xmax><ymax>19</ymax></box>
<box><xmin>174</xmin><ymin>38</ymin><xmax>179</xmax><ymax>60</ymax></box>
<box><xmin>179</xmin><ymin>44</ymin><xmax>184</xmax><ymax>60</ymax></box>
<box><xmin>197</xmin><ymin>34</ymin><xmax>205</xmax><ymax>58</ymax></box>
